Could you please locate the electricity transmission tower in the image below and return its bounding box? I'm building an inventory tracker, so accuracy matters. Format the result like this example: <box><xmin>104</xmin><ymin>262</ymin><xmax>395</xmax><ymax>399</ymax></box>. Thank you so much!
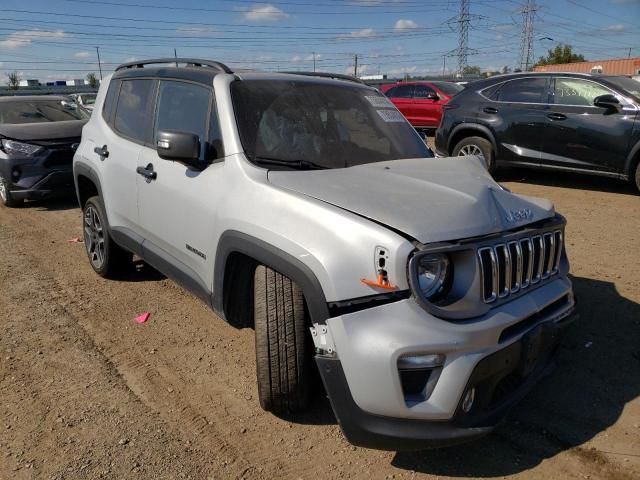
<box><xmin>519</xmin><ymin>0</ymin><xmax>537</xmax><ymax>71</ymax></box>
<box><xmin>456</xmin><ymin>0</ymin><xmax>471</xmax><ymax>74</ymax></box>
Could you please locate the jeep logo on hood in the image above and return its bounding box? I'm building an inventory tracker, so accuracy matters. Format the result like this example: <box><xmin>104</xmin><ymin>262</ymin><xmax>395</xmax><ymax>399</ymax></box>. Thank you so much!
<box><xmin>505</xmin><ymin>208</ymin><xmax>533</xmax><ymax>224</ymax></box>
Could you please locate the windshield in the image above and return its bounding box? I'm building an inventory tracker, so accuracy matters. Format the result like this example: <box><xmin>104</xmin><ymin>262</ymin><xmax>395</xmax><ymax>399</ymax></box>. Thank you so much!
<box><xmin>0</xmin><ymin>99</ymin><xmax>90</xmax><ymax>124</ymax></box>
<box><xmin>231</xmin><ymin>80</ymin><xmax>432</xmax><ymax>169</ymax></box>
<box><xmin>431</xmin><ymin>81</ymin><xmax>464</xmax><ymax>96</ymax></box>
<box><xmin>604</xmin><ymin>76</ymin><xmax>640</xmax><ymax>103</ymax></box>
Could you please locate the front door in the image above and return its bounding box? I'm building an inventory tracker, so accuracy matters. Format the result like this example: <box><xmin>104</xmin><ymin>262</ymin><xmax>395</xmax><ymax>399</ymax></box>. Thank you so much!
<box><xmin>136</xmin><ymin>79</ymin><xmax>225</xmax><ymax>295</ymax></box>
<box><xmin>412</xmin><ymin>84</ymin><xmax>442</xmax><ymax>127</ymax></box>
<box><xmin>542</xmin><ymin>77</ymin><xmax>636</xmax><ymax>173</ymax></box>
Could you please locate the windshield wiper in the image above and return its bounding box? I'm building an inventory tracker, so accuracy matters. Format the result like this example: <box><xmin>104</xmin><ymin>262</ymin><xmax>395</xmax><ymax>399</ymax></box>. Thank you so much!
<box><xmin>253</xmin><ymin>156</ymin><xmax>329</xmax><ymax>170</ymax></box>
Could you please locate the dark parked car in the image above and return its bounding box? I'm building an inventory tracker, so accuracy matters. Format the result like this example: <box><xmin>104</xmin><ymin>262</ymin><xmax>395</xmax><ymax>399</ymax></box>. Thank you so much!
<box><xmin>434</xmin><ymin>72</ymin><xmax>640</xmax><ymax>191</ymax></box>
<box><xmin>381</xmin><ymin>81</ymin><xmax>463</xmax><ymax>129</ymax></box>
<box><xmin>0</xmin><ymin>95</ymin><xmax>89</xmax><ymax>207</ymax></box>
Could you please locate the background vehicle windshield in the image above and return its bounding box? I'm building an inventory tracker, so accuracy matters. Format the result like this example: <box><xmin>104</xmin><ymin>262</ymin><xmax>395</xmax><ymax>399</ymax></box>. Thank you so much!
<box><xmin>232</xmin><ymin>80</ymin><xmax>432</xmax><ymax>169</ymax></box>
<box><xmin>0</xmin><ymin>99</ymin><xmax>90</xmax><ymax>124</ymax></box>
<box><xmin>82</xmin><ymin>95</ymin><xmax>97</xmax><ymax>105</ymax></box>
<box><xmin>604</xmin><ymin>76</ymin><xmax>640</xmax><ymax>102</ymax></box>
<box><xmin>431</xmin><ymin>81</ymin><xmax>464</xmax><ymax>96</ymax></box>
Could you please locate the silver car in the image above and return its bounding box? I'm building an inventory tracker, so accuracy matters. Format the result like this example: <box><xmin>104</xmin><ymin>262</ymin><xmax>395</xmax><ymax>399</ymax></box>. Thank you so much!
<box><xmin>73</xmin><ymin>58</ymin><xmax>577</xmax><ymax>450</ymax></box>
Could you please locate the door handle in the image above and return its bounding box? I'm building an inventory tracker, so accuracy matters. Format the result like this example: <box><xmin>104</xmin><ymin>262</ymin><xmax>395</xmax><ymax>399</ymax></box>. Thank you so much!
<box><xmin>93</xmin><ymin>145</ymin><xmax>109</xmax><ymax>159</ymax></box>
<box><xmin>483</xmin><ymin>107</ymin><xmax>498</xmax><ymax>114</ymax></box>
<box><xmin>136</xmin><ymin>163</ymin><xmax>157</xmax><ymax>180</ymax></box>
<box><xmin>547</xmin><ymin>113</ymin><xmax>567</xmax><ymax>121</ymax></box>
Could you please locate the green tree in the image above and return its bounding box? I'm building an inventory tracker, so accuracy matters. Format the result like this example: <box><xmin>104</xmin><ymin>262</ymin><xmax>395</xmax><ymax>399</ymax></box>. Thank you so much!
<box><xmin>7</xmin><ymin>71</ymin><xmax>20</xmax><ymax>90</ymax></box>
<box><xmin>86</xmin><ymin>72</ymin><xmax>98</xmax><ymax>88</ymax></box>
<box><xmin>462</xmin><ymin>65</ymin><xmax>481</xmax><ymax>75</ymax></box>
<box><xmin>536</xmin><ymin>44</ymin><xmax>585</xmax><ymax>66</ymax></box>
<box><xmin>502</xmin><ymin>65</ymin><xmax>511</xmax><ymax>74</ymax></box>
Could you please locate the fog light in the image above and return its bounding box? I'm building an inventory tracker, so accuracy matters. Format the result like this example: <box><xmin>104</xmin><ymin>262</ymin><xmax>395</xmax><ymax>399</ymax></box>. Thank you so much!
<box><xmin>397</xmin><ymin>354</ymin><xmax>445</xmax><ymax>370</ymax></box>
<box><xmin>11</xmin><ymin>168</ymin><xmax>21</xmax><ymax>180</ymax></box>
<box><xmin>461</xmin><ymin>387</ymin><xmax>475</xmax><ymax>413</ymax></box>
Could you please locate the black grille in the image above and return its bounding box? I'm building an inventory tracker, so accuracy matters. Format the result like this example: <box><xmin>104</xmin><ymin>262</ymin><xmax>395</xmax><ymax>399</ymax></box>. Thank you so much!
<box><xmin>478</xmin><ymin>229</ymin><xmax>563</xmax><ymax>303</ymax></box>
<box><xmin>44</xmin><ymin>146</ymin><xmax>76</xmax><ymax>168</ymax></box>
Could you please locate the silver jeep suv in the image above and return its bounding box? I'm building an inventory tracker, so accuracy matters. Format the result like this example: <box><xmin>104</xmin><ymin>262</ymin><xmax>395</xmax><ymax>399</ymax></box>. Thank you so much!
<box><xmin>73</xmin><ymin>59</ymin><xmax>577</xmax><ymax>450</ymax></box>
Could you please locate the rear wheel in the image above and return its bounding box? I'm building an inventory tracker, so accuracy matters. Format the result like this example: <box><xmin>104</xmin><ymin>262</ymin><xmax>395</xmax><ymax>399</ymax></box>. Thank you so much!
<box><xmin>254</xmin><ymin>265</ymin><xmax>310</xmax><ymax>414</ymax></box>
<box><xmin>82</xmin><ymin>196</ymin><xmax>132</xmax><ymax>277</ymax></box>
<box><xmin>0</xmin><ymin>174</ymin><xmax>22</xmax><ymax>207</ymax></box>
<box><xmin>634</xmin><ymin>162</ymin><xmax>640</xmax><ymax>193</ymax></box>
<box><xmin>452</xmin><ymin>136</ymin><xmax>495</xmax><ymax>172</ymax></box>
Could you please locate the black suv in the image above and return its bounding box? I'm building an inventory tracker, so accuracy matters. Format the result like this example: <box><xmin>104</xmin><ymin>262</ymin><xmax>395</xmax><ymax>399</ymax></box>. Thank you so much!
<box><xmin>434</xmin><ymin>72</ymin><xmax>640</xmax><ymax>191</ymax></box>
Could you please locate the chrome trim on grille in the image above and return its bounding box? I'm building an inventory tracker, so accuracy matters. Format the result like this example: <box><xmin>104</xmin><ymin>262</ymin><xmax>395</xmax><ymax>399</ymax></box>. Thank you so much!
<box><xmin>478</xmin><ymin>229</ymin><xmax>563</xmax><ymax>304</ymax></box>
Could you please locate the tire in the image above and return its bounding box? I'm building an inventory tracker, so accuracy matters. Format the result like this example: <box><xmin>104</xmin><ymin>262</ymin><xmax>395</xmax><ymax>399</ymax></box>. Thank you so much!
<box><xmin>82</xmin><ymin>196</ymin><xmax>132</xmax><ymax>277</ymax></box>
<box><xmin>634</xmin><ymin>162</ymin><xmax>640</xmax><ymax>193</ymax></box>
<box><xmin>0</xmin><ymin>174</ymin><xmax>23</xmax><ymax>208</ymax></box>
<box><xmin>254</xmin><ymin>265</ymin><xmax>310</xmax><ymax>414</ymax></box>
<box><xmin>452</xmin><ymin>136</ymin><xmax>495</xmax><ymax>172</ymax></box>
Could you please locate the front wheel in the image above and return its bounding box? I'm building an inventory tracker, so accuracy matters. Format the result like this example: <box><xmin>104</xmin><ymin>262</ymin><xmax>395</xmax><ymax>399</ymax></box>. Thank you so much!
<box><xmin>452</xmin><ymin>136</ymin><xmax>495</xmax><ymax>173</ymax></box>
<box><xmin>82</xmin><ymin>196</ymin><xmax>132</xmax><ymax>277</ymax></box>
<box><xmin>0</xmin><ymin>174</ymin><xmax>22</xmax><ymax>207</ymax></box>
<box><xmin>254</xmin><ymin>265</ymin><xmax>310</xmax><ymax>414</ymax></box>
<box><xmin>634</xmin><ymin>162</ymin><xmax>640</xmax><ymax>193</ymax></box>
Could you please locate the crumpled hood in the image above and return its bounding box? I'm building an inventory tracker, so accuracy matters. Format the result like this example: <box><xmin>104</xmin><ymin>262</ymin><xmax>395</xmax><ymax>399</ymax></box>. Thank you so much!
<box><xmin>268</xmin><ymin>156</ymin><xmax>555</xmax><ymax>243</ymax></box>
<box><xmin>0</xmin><ymin>120</ymin><xmax>86</xmax><ymax>141</ymax></box>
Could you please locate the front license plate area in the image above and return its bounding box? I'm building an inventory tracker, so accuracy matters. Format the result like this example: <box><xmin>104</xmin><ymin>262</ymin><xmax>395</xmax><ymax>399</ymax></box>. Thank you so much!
<box><xmin>518</xmin><ymin>322</ymin><xmax>558</xmax><ymax>377</ymax></box>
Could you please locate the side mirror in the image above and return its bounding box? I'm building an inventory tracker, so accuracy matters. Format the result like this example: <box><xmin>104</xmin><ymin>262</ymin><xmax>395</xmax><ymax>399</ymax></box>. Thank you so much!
<box><xmin>156</xmin><ymin>130</ymin><xmax>201</xmax><ymax>166</ymax></box>
<box><xmin>593</xmin><ymin>94</ymin><xmax>620</xmax><ymax>110</ymax></box>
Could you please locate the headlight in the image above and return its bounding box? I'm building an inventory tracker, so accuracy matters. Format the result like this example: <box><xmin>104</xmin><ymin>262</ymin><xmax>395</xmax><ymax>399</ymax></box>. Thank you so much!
<box><xmin>1</xmin><ymin>139</ymin><xmax>43</xmax><ymax>157</ymax></box>
<box><xmin>416</xmin><ymin>253</ymin><xmax>451</xmax><ymax>301</ymax></box>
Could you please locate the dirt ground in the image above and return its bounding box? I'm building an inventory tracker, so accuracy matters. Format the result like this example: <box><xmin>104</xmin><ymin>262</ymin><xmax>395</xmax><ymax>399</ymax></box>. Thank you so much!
<box><xmin>1</xmin><ymin>168</ymin><xmax>639</xmax><ymax>480</ymax></box>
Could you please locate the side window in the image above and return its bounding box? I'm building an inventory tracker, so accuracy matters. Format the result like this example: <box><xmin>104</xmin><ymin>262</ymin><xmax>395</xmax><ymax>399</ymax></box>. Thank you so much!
<box><xmin>386</xmin><ymin>85</ymin><xmax>414</xmax><ymax>98</ymax></box>
<box><xmin>414</xmin><ymin>85</ymin><xmax>436</xmax><ymax>98</ymax></box>
<box><xmin>154</xmin><ymin>80</ymin><xmax>211</xmax><ymax>159</ymax></box>
<box><xmin>482</xmin><ymin>83</ymin><xmax>502</xmax><ymax>100</ymax></box>
<box><xmin>102</xmin><ymin>79</ymin><xmax>119</xmax><ymax>123</ymax></box>
<box><xmin>495</xmin><ymin>78</ymin><xmax>548</xmax><ymax>103</ymax></box>
<box><xmin>553</xmin><ymin>78</ymin><xmax>612</xmax><ymax>106</ymax></box>
<box><xmin>114</xmin><ymin>79</ymin><xmax>154</xmax><ymax>142</ymax></box>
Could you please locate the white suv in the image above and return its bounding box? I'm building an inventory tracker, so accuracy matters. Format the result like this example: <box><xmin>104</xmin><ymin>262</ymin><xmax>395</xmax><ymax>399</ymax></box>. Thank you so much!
<box><xmin>73</xmin><ymin>59</ymin><xmax>577</xmax><ymax>450</ymax></box>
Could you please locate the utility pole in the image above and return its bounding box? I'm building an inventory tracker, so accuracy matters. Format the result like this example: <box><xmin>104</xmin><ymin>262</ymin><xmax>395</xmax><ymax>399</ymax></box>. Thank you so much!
<box><xmin>629</xmin><ymin>47</ymin><xmax>632</xmax><ymax>58</ymax></box>
<box><xmin>95</xmin><ymin>46</ymin><xmax>103</xmax><ymax>80</ymax></box>
<box><xmin>353</xmin><ymin>54</ymin><xmax>358</xmax><ymax>77</ymax></box>
<box><xmin>442</xmin><ymin>55</ymin><xmax>447</xmax><ymax>77</ymax></box>
<box><xmin>457</xmin><ymin>0</ymin><xmax>470</xmax><ymax>75</ymax></box>
<box><xmin>312</xmin><ymin>52</ymin><xmax>316</xmax><ymax>72</ymax></box>
<box><xmin>174</xmin><ymin>48</ymin><xmax>178</xmax><ymax>67</ymax></box>
<box><xmin>519</xmin><ymin>0</ymin><xmax>537</xmax><ymax>71</ymax></box>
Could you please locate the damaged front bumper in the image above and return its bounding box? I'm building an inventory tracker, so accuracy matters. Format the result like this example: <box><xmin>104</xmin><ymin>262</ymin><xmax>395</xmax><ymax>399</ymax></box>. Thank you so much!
<box><xmin>312</xmin><ymin>277</ymin><xmax>577</xmax><ymax>450</ymax></box>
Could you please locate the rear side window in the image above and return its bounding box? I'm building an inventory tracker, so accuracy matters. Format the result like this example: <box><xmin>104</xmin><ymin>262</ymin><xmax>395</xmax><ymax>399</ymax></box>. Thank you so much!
<box><xmin>102</xmin><ymin>79</ymin><xmax>119</xmax><ymax>123</ymax></box>
<box><xmin>154</xmin><ymin>80</ymin><xmax>210</xmax><ymax>152</ymax></box>
<box><xmin>414</xmin><ymin>85</ymin><xmax>436</xmax><ymax>98</ymax></box>
<box><xmin>492</xmin><ymin>78</ymin><xmax>548</xmax><ymax>103</ymax></box>
<box><xmin>385</xmin><ymin>85</ymin><xmax>414</xmax><ymax>98</ymax></box>
<box><xmin>114</xmin><ymin>79</ymin><xmax>154</xmax><ymax>142</ymax></box>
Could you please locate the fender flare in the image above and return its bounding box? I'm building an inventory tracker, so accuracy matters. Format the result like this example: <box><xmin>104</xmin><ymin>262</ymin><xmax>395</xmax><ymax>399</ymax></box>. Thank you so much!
<box><xmin>448</xmin><ymin>123</ymin><xmax>498</xmax><ymax>154</ymax></box>
<box><xmin>73</xmin><ymin>161</ymin><xmax>103</xmax><ymax>206</ymax></box>
<box><xmin>213</xmin><ymin>230</ymin><xmax>330</xmax><ymax>325</ymax></box>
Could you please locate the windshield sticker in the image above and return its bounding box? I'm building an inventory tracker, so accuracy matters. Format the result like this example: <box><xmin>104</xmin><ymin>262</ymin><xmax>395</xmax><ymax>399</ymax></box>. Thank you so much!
<box><xmin>376</xmin><ymin>109</ymin><xmax>405</xmax><ymax>123</ymax></box>
<box><xmin>365</xmin><ymin>95</ymin><xmax>394</xmax><ymax>108</ymax></box>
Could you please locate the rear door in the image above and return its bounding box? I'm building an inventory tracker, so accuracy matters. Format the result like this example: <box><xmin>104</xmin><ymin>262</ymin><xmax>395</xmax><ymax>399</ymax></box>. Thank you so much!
<box><xmin>94</xmin><ymin>78</ymin><xmax>155</xmax><ymax>233</ymax></box>
<box><xmin>542</xmin><ymin>76</ymin><xmax>635</xmax><ymax>173</ymax></box>
<box><xmin>136</xmin><ymin>79</ymin><xmax>225</xmax><ymax>294</ymax></box>
<box><xmin>485</xmin><ymin>77</ymin><xmax>551</xmax><ymax>165</ymax></box>
<box><xmin>412</xmin><ymin>84</ymin><xmax>442</xmax><ymax>127</ymax></box>
<box><xmin>384</xmin><ymin>84</ymin><xmax>415</xmax><ymax>124</ymax></box>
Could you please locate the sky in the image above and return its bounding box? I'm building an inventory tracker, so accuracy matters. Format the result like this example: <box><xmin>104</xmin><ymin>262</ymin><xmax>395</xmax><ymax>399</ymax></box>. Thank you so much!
<box><xmin>0</xmin><ymin>0</ymin><xmax>639</xmax><ymax>82</ymax></box>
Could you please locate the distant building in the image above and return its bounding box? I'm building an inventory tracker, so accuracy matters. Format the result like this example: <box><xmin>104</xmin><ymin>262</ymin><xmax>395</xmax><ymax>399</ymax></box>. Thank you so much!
<box><xmin>18</xmin><ymin>79</ymin><xmax>40</xmax><ymax>87</ymax></box>
<box><xmin>66</xmin><ymin>79</ymin><xmax>87</xmax><ymax>86</ymax></box>
<box><xmin>359</xmin><ymin>74</ymin><xmax>387</xmax><ymax>81</ymax></box>
<box><xmin>534</xmin><ymin>57</ymin><xmax>640</xmax><ymax>76</ymax></box>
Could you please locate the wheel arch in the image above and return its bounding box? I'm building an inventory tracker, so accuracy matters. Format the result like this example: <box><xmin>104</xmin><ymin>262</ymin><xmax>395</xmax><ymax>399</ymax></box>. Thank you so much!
<box><xmin>625</xmin><ymin>139</ymin><xmax>640</xmax><ymax>179</ymax></box>
<box><xmin>448</xmin><ymin>124</ymin><xmax>498</xmax><ymax>155</ymax></box>
<box><xmin>74</xmin><ymin>162</ymin><xmax>102</xmax><ymax>208</ymax></box>
<box><xmin>213</xmin><ymin>230</ymin><xmax>330</xmax><ymax>327</ymax></box>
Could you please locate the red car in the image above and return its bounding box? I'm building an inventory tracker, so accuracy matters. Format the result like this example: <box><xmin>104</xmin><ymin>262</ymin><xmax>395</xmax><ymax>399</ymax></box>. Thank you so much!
<box><xmin>381</xmin><ymin>81</ymin><xmax>463</xmax><ymax>129</ymax></box>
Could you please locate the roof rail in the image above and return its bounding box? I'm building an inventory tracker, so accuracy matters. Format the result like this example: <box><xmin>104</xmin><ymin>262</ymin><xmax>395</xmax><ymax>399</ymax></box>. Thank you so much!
<box><xmin>115</xmin><ymin>58</ymin><xmax>233</xmax><ymax>73</ymax></box>
<box><xmin>280</xmin><ymin>71</ymin><xmax>365</xmax><ymax>84</ymax></box>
